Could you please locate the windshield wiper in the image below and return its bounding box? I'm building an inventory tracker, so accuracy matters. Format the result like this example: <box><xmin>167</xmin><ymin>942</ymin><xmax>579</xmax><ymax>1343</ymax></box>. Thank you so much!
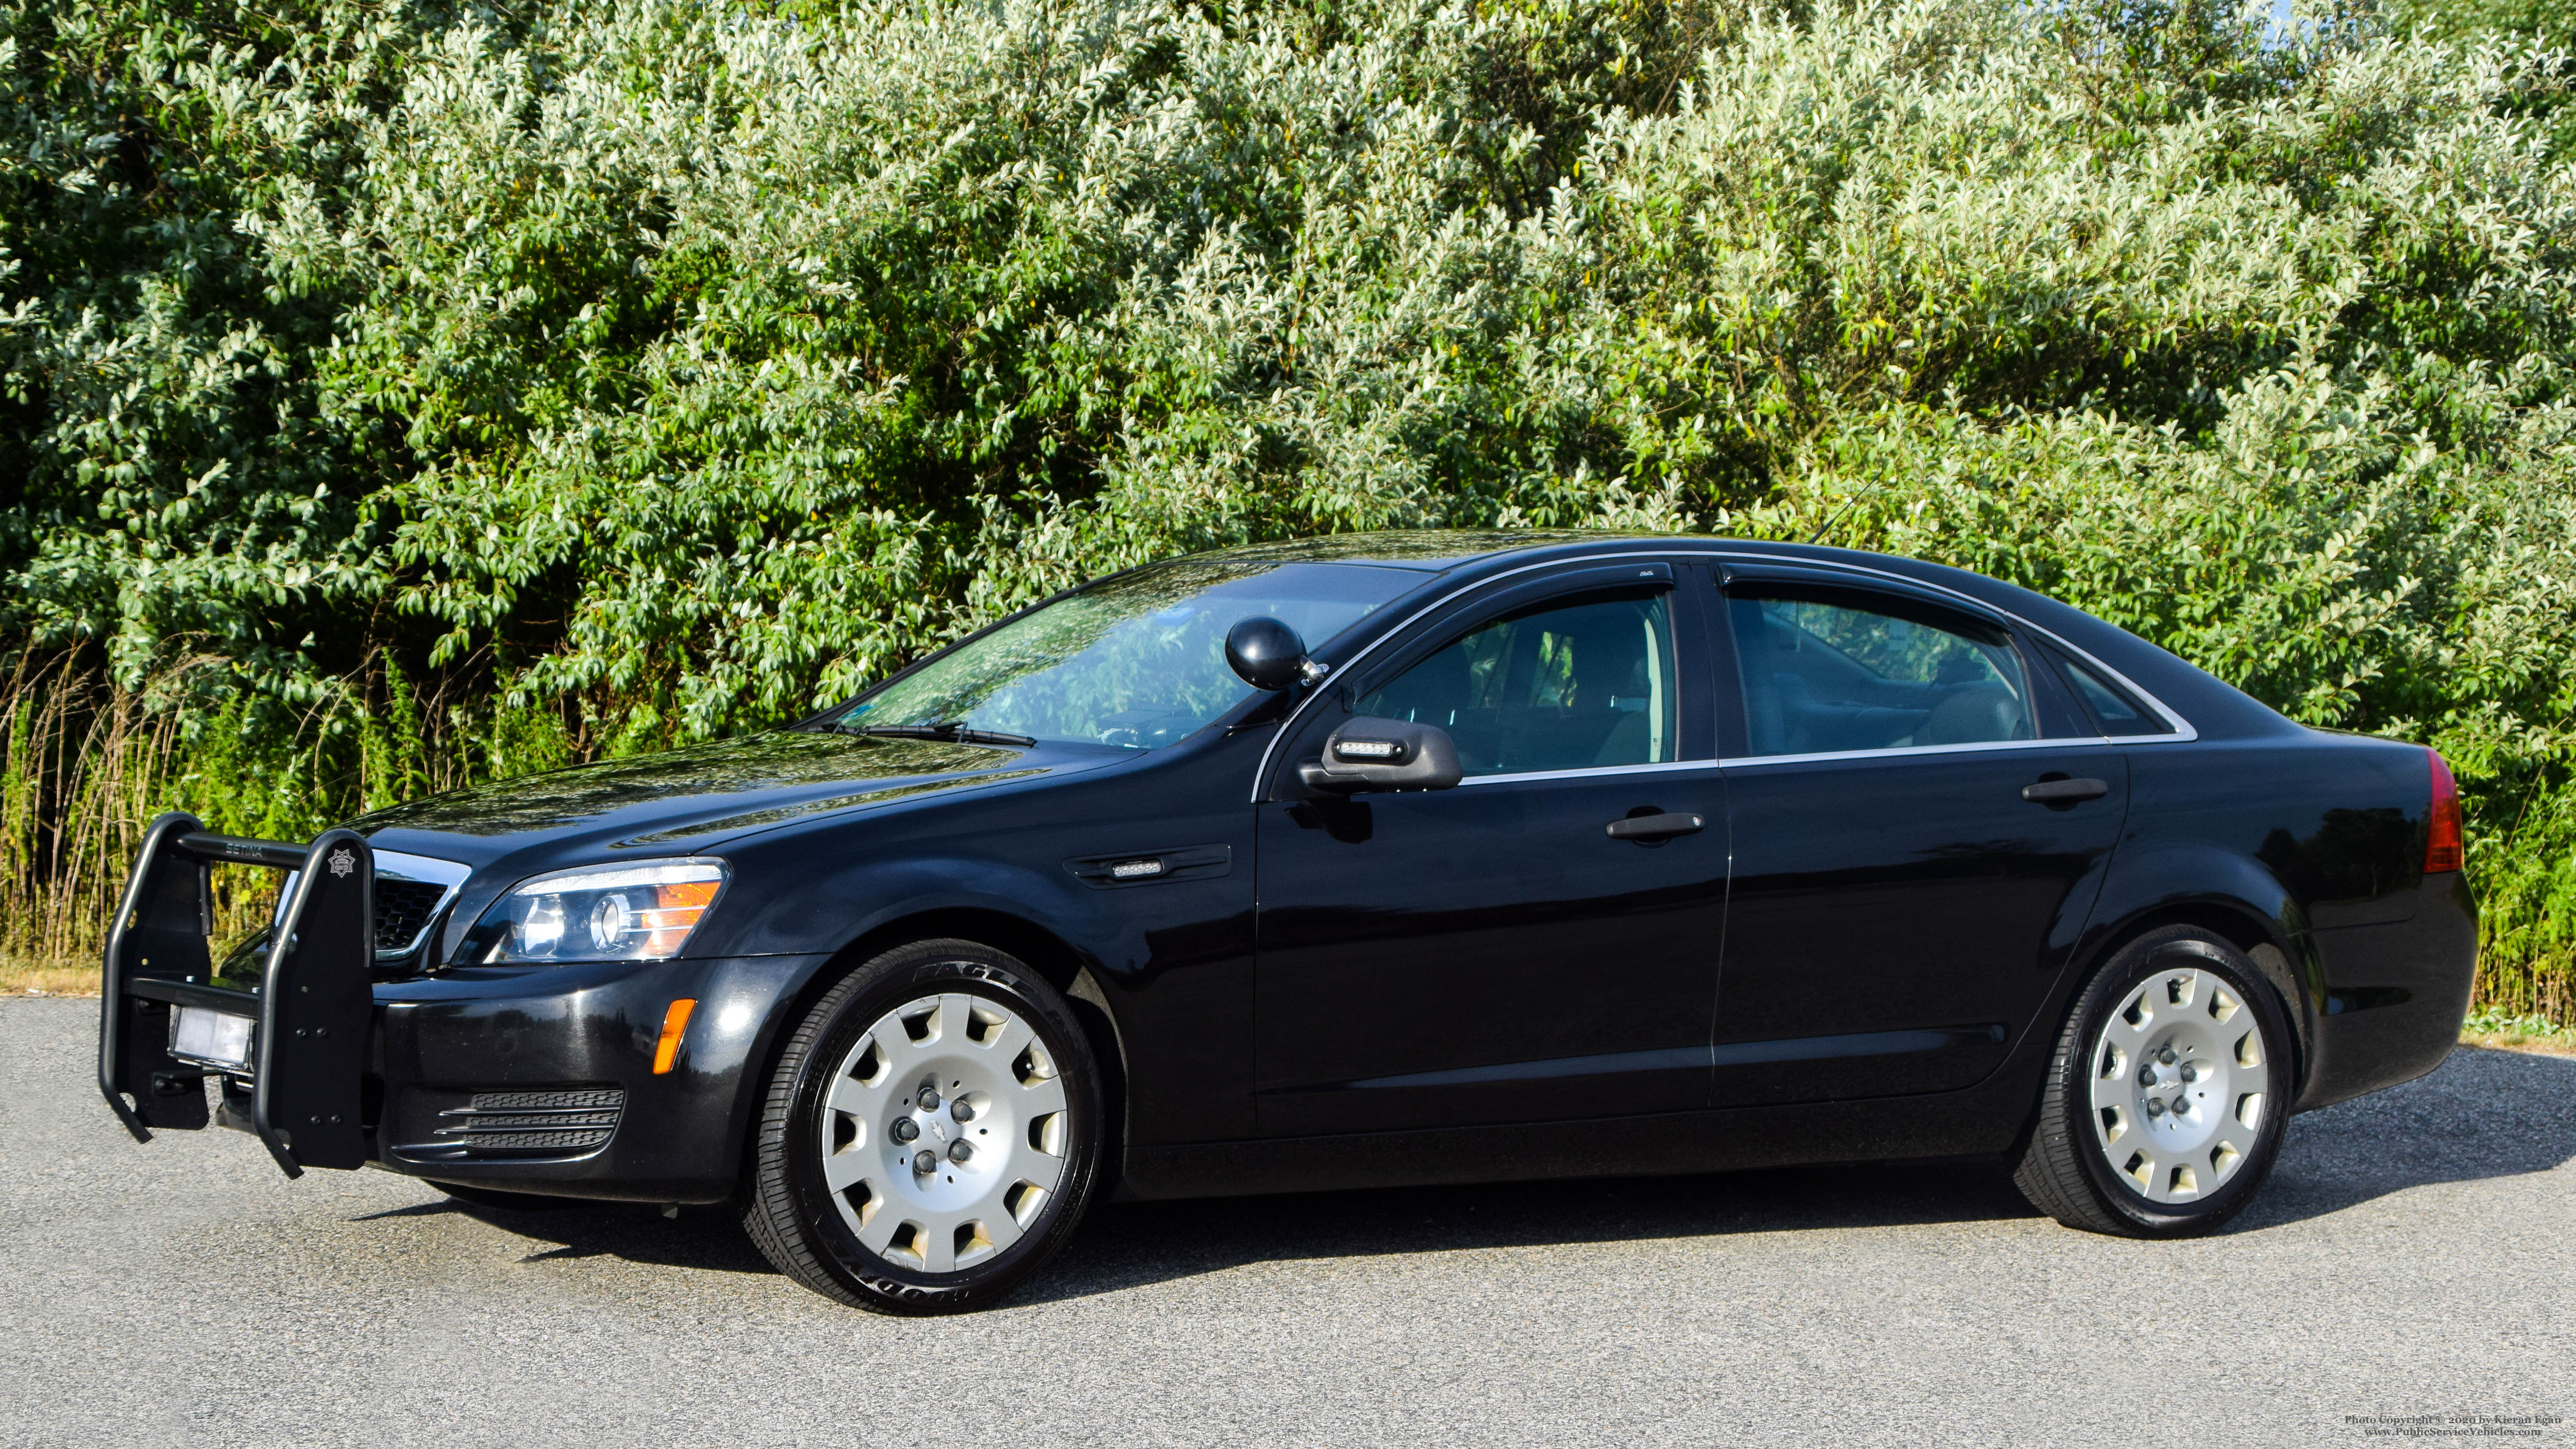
<box><xmin>850</xmin><ymin>721</ymin><xmax>1038</xmax><ymax>748</ymax></box>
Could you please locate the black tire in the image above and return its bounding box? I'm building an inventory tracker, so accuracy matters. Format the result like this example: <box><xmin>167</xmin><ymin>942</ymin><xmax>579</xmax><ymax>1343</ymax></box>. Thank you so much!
<box><xmin>741</xmin><ymin>938</ymin><xmax>1105</xmax><ymax>1314</ymax></box>
<box><xmin>430</xmin><ymin>1181</ymin><xmax>584</xmax><ymax>1212</ymax></box>
<box><xmin>2014</xmin><ymin>925</ymin><xmax>2295</xmax><ymax>1237</ymax></box>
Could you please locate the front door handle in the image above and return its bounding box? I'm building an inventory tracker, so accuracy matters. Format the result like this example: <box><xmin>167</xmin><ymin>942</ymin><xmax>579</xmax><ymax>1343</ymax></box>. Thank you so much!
<box><xmin>2021</xmin><ymin>777</ymin><xmax>2110</xmax><ymax>805</ymax></box>
<box><xmin>1605</xmin><ymin>811</ymin><xmax>1705</xmax><ymax>842</ymax></box>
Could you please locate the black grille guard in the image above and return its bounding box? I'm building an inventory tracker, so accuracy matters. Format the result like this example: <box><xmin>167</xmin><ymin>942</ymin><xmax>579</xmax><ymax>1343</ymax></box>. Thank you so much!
<box><xmin>96</xmin><ymin>812</ymin><xmax>376</xmax><ymax>1178</ymax></box>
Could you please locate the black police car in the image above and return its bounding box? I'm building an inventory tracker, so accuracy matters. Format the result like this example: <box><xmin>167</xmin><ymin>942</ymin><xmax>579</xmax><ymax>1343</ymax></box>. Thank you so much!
<box><xmin>97</xmin><ymin>531</ymin><xmax>2476</xmax><ymax>1312</ymax></box>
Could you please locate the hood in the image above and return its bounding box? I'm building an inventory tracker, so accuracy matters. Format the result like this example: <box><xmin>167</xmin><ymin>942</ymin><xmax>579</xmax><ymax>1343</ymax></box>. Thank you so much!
<box><xmin>353</xmin><ymin>729</ymin><xmax>1113</xmax><ymax>865</ymax></box>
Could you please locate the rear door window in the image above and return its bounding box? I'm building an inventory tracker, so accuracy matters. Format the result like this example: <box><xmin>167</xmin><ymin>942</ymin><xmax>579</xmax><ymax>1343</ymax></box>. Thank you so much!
<box><xmin>1727</xmin><ymin>589</ymin><xmax>2034</xmax><ymax>757</ymax></box>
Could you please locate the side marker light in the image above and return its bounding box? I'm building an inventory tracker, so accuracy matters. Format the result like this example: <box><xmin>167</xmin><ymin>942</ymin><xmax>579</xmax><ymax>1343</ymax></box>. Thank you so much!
<box><xmin>654</xmin><ymin>998</ymin><xmax>698</xmax><ymax>1075</ymax></box>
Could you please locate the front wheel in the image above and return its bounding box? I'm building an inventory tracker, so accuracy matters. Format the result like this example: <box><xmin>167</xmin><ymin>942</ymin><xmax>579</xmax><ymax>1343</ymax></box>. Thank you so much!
<box><xmin>2014</xmin><ymin>926</ymin><xmax>2294</xmax><ymax>1237</ymax></box>
<box><xmin>742</xmin><ymin>938</ymin><xmax>1104</xmax><ymax>1313</ymax></box>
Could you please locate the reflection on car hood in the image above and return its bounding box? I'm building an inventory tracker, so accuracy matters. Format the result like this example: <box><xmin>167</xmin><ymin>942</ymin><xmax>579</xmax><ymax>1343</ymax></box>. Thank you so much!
<box><xmin>351</xmin><ymin>730</ymin><xmax>1098</xmax><ymax>854</ymax></box>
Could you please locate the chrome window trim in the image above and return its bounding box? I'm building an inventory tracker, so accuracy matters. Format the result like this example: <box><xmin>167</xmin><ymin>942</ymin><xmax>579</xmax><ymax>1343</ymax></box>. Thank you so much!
<box><xmin>1248</xmin><ymin>551</ymin><xmax>1694</xmax><ymax>802</ymax></box>
<box><xmin>1248</xmin><ymin>545</ymin><xmax>2199</xmax><ymax>801</ymax></box>
<box><xmin>1718</xmin><ymin>736</ymin><xmax>2111</xmax><ymax>770</ymax></box>
<box><xmin>1700</xmin><ymin>551</ymin><xmax>2199</xmax><ymax>745</ymax></box>
<box><xmin>1455</xmin><ymin>758</ymin><xmax>1723</xmax><ymax>789</ymax></box>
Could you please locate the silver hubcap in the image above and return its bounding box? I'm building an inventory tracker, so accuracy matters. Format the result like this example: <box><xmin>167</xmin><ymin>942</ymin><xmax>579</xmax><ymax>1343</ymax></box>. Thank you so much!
<box><xmin>818</xmin><ymin>992</ymin><xmax>1069</xmax><ymax>1273</ymax></box>
<box><xmin>2087</xmin><ymin>965</ymin><xmax>2269</xmax><ymax>1205</ymax></box>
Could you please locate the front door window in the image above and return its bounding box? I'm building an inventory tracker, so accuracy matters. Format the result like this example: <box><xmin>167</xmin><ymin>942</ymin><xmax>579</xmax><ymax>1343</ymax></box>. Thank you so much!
<box><xmin>1356</xmin><ymin>591</ymin><xmax>1678</xmax><ymax>775</ymax></box>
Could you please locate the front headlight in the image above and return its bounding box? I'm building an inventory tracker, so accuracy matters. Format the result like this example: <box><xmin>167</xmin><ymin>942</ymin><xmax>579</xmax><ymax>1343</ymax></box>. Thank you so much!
<box><xmin>468</xmin><ymin>858</ymin><xmax>728</xmax><ymax>965</ymax></box>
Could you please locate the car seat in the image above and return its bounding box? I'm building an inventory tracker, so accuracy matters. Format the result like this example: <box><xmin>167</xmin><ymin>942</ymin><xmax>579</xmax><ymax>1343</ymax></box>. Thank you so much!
<box><xmin>1918</xmin><ymin>682</ymin><xmax>2027</xmax><ymax>745</ymax></box>
<box><xmin>1591</xmin><ymin>656</ymin><xmax>1657</xmax><ymax>766</ymax></box>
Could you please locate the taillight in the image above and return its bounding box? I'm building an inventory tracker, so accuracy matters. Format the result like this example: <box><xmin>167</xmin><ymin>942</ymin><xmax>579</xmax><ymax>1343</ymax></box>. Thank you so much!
<box><xmin>2425</xmin><ymin>748</ymin><xmax>2464</xmax><ymax>874</ymax></box>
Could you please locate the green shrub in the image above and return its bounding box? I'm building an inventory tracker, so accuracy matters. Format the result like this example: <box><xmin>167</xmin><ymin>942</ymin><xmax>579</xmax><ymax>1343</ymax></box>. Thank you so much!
<box><xmin>5</xmin><ymin>0</ymin><xmax>2576</xmax><ymax>1010</ymax></box>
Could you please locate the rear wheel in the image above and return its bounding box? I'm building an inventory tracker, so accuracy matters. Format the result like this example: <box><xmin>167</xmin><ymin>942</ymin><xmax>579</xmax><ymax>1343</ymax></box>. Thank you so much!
<box><xmin>2014</xmin><ymin>926</ymin><xmax>2293</xmax><ymax>1237</ymax></box>
<box><xmin>742</xmin><ymin>938</ymin><xmax>1103</xmax><ymax>1313</ymax></box>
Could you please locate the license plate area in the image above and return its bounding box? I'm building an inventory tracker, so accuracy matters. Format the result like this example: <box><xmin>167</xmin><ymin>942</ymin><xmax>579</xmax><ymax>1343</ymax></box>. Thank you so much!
<box><xmin>169</xmin><ymin>1006</ymin><xmax>254</xmax><ymax>1072</ymax></box>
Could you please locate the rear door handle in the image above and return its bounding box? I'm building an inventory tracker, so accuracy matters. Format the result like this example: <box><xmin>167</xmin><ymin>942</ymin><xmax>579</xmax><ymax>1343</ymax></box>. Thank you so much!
<box><xmin>2021</xmin><ymin>777</ymin><xmax>2110</xmax><ymax>804</ymax></box>
<box><xmin>1605</xmin><ymin>812</ymin><xmax>1705</xmax><ymax>841</ymax></box>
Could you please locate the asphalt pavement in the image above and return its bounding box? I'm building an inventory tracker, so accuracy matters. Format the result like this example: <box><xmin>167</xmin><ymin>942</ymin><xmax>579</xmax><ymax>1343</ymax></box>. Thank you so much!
<box><xmin>4</xmin><ymin>996</ymin><xmax>2572</xmax><ymax>1448</ymax></box>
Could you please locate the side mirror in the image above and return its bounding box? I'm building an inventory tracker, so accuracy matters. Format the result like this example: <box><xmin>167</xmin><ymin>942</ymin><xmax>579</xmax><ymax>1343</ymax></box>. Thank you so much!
<box><xmin>1226</xmin><ymin>616</ymin><xmax>1311</xmax><ymax>692</ymax></box>
<box><xmin>1297</xmin><ymin>717</ymin><xmax>1463</xmax><ymax>793</ymax></box>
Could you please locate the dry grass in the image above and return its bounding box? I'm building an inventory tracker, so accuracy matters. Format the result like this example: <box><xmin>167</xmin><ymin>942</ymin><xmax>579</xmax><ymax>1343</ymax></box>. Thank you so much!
<box><xmin>0</xmin><ymin>654</ymin><xmax>195</xmax><ymax>973</ymax></box>
<box><xmin>1</xmin><ymin>956</ymin><xmax>100</xmax><ymax>997</ymax></box>
<box><xmin>2461</xmin><ymin>1029</ymin><xmax>2576</xmax><ymax>1058</ymax></box>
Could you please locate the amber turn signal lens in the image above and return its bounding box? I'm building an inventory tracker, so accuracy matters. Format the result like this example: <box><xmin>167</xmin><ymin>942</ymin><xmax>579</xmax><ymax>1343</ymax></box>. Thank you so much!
<box><xmin>642</xmin><ymin>880</ymin><xmax>720</xmax><ymax>957</ymax></box>
<box><xmin>654</xmin><ymin>998</ymin><xmax>697</xmax><ymax>1075</ymax></box>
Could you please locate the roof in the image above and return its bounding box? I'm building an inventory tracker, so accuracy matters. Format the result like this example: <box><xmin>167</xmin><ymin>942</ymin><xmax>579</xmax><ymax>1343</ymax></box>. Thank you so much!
<box><xmin>1180</xmin><ymin>529</ymin><xmax>1670</xmax><ymax>571</ymax></box>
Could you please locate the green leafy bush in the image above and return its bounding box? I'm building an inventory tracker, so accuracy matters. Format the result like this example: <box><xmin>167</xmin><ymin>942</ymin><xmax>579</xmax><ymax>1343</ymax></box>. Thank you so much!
<box><xmin>5</xmin><ymin>0</ymin><xmax>2576</xmax><ymax>1014</ymax></box>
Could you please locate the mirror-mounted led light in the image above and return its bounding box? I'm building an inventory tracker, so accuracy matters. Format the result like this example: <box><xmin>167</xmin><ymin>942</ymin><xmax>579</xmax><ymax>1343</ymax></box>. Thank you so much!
<box><xmin>1299</xmin><ymin>716</ymin><xmax>1464</xmax><ymax>794</ymax></box>
<box><xmin>471</xmin><ymin>858</ymin><xmax>728</xmax><ymax>965</ymax></box>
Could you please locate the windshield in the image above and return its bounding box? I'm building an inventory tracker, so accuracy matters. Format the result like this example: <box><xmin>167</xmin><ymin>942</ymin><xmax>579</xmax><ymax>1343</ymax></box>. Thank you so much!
<box><xmin>828</xmin><ymin>561</ymin><xmax>1425</xmax><ymax>750</ymax></box>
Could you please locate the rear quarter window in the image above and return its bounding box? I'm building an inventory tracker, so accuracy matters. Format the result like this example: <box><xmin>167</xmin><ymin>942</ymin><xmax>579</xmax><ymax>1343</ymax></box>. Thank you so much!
<box><xmin>2056</xmin><ymin>653</ymin><xmax>2174</xmax><ymax>736</ymax></box>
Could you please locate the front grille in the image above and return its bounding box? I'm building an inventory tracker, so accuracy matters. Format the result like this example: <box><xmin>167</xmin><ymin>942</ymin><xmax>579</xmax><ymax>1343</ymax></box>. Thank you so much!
<box><xmin>374</xmin><ymin>877</ymin><xmax>451</xmax><ymax>953</ymax></box>
<box><xmin>466</xmin><ymin>1089</ymin><xmax>624</xmax><ymax>1111</ymax></box>
<box><xmin>443</xmin><ymin>1128</ymin><xmax>611</xmax><ymax>1151</ymax></box>
<box><xmin>448</xmin><ymin>1110</ymin><xmax>621</xmax><ymax>1131</ymax></box>
<box><xmin>430</xmin><ymin>1087</ymin><xmax>626</xmax><ymax>1156</ymax></box>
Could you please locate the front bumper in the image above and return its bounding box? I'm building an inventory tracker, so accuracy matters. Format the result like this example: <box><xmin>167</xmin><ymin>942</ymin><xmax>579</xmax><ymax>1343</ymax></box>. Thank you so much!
<box><xmin>96</xmin><ymin>811</ymin><xmax>829</xmax><ymax>1203</ymax></box>
<box><xmin>368</xmin><ymin>953</ymin><xmax>828</xmax><ymax>1203</ymax></box>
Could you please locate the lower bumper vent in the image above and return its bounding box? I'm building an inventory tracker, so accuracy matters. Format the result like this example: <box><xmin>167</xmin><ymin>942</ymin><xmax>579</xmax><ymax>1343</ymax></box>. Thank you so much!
<box><xmin>425</xmin><ymin>1087</ymin><xmax>626</xmax><ymax>1156</ymax></box>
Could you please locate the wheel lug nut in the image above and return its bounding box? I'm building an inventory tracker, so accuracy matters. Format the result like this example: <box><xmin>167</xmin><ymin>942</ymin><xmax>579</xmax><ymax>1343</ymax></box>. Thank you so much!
<box><xmin>2137</xmin><ymin>1066</ymin><xmax>2157</xmax><ymax>1087</ymax></box>
<box><xmin>891</xmin><ymin>1118</ymin><xmax>919</xmax><ymax>1143</ymax></box>
<box><xmin>2179</xmin><ymin>1064</ymin><xmax>2198</xmax><ymax>1083</ymax></box>
<box><xmin>913</xmin><ymin>1149</ymin><xmax>937</xmax><ymax>1174</ymax></box>
<box><xmin>917</xmin><ymin>1087</ymin><xmax>942</xmax><ymax>1111</ymax></box>
<box><xmin>949</xmin><ymin>1140</ymin><xmax>973</xmax><ymax>1164</ymax></box>
<box><xmin>952</xmin><ymin>1100</ymin><xmax>976</xmax><ymax>1122</ymax></box>
<box><xmin>2144</xmin><ymin>1098</ymin><xmax>2166</xmax><ymax>1117</ymax></box>
<box><xmin>2158</xmin><ymin>1048</ymin><xmax>2177</xmax><ymax>1066</ymax></box>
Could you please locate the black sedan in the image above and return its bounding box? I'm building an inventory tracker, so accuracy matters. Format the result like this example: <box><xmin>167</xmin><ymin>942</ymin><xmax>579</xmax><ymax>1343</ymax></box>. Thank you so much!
<box><xmin>97</xmin><ymin>531</ymin><xmax>2476</xmax><ymax>1313</ymax></box>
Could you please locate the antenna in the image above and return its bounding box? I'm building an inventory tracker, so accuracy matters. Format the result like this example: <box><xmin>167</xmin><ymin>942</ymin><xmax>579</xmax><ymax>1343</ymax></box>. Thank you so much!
<box><xmin>1805</xmin><ymin>495</ymin><xmax>1858</xmax><ymax>546</ymax></box>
